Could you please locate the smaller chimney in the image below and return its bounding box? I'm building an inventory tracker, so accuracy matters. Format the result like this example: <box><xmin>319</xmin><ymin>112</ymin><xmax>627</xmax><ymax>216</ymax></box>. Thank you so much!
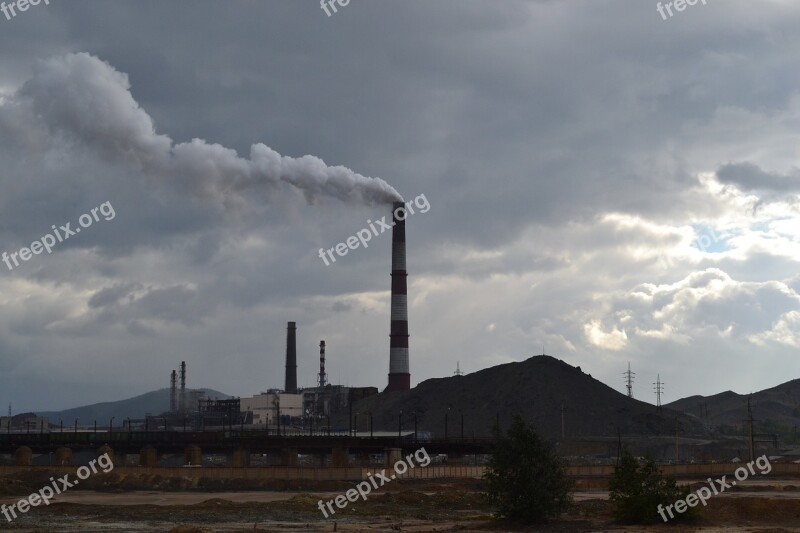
<box><xmin>170</xmin><ymin>370</ymin><xmax>177</xmax><ymax>412</ymax></box>
<box><xmin>179</xmin><ymin>361</ymin><xmax>187</xmax><ymax>412</ymax></box>
<box><xmin>285</xmin><ymin>322</ymin><xmax>297</xmax><ymax>394</ymax></box>
<box><xmin>318</xmin><ymin>340</ymin><xmax>327</xmax><ymax>388</ymax></box>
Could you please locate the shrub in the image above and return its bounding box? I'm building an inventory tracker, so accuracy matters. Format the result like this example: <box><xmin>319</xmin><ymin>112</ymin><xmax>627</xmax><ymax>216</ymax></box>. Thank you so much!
<box><xmin>484</xmin><ymin>414</ymin><xmax>573</xmax><ymax>524</ymax></box>
<box><xmin>609</xmin><ymin>449</ymin><xmax>692</xmax><ymax>524</ymax></box>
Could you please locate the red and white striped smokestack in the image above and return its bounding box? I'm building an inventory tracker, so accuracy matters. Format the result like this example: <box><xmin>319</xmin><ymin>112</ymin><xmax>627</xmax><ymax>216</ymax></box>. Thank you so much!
<box><xmin>386</xmin><ymin>201</ymin><xmax>410</xmax><ymax>392</ymax></box>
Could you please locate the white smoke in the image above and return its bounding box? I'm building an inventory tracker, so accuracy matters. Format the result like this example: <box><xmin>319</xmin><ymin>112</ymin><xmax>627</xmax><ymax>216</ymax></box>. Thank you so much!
<box><xmin>12</xmin><ymin>52</ymin><xmax>402</xmax><ymax>206</ymax></box>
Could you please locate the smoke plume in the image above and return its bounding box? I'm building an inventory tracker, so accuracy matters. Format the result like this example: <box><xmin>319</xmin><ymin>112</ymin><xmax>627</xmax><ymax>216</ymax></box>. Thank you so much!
<box><xmin>11</xmin><ymin>53</ymin><xmax>402</xmax><ymax>206</ymax></box>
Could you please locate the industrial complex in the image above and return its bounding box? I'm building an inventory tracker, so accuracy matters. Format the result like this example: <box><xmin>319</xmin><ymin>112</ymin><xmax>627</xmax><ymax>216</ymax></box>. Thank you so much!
<box><xmin>147</xmin><ymin>202</ymin><xmax>410</xmax><ymax>432</ymax></box>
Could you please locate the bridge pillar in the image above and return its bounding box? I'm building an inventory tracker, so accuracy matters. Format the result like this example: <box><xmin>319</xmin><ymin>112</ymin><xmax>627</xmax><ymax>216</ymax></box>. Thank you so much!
<box><xmin>97</xmin><ymin>445</ymin><xmax>115</xmax><ymax>464</ymax></box>
<box><xmin>384</xmin><ymin>447</ymin><xmax>402</xmax><ymax>469</ymax></box>
<box><xmin>14</xmin><ymin>446</ymin><xmax>32</xmax><ymax>466</ymax></box>
<box><xmin>139</xmin><ymin>445</ymin><xmax>157</xmax><ymax>467</ymax></box>
<box><xmin>184</xmin><ymin>445</ymin><xmax>202</xmax><ymax>466</ymax></box>
<box><xmin>280</xmin><ymin>447</ymin><xmax>298</xmax><ymax>466</ymax></box>
<box><xmin>332</xmin><ymin>446</ymin><xmax>349</xmax><ymax>467</ymax></box>
<box><xmin>54</xmin><ymin>447</ymin><xmax>73</xmax><ymax>465</ymax></box>
<box><xmin>231</xmin><ymin>447</ymin><xmax>250</xmax><ymax>467</ymax></box>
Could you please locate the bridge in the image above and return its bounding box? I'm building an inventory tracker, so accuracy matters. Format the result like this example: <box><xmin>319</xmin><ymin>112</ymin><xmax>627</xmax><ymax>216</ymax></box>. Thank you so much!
<box><xmin>0</xmin><ymin>430</ymin><xmax>494</xmax><ymax>467</ymax></box>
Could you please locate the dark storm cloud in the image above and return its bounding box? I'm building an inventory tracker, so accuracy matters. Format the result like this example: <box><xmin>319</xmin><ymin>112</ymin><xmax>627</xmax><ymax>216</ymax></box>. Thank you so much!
<box><xmin>0</xmin><ymin>0</ymin><xmax>799</xmax><ymax>409</ymax></box>
<box><xmin>717</xmin><ymin>162</ymin><xmax>800</xmax><ymax>193</ymax></box>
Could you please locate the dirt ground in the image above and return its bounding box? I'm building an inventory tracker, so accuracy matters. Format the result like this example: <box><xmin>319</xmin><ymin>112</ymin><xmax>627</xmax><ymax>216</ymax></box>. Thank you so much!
<box><xmin>1</xmin><ymin>473</ymin><xmax>800</xmax><ymax>532</ymax></box>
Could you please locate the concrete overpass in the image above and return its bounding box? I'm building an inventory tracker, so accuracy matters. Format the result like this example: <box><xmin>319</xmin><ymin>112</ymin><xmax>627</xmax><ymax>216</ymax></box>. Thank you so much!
<box><xmin>0</xmin><ymin>430</ymin><xmax>494</xmax><ymax>467</ymax></box>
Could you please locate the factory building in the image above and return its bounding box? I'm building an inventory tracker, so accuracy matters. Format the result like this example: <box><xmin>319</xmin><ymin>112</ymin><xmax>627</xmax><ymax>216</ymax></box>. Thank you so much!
<box><xmin>198</xmin><ymin>398</ymin><xmax>242</xmax><ymax>425</ymax></box>
<box><xmin>235</xmin><ymin>322</ymin><xmax>379</xmax><ymax>427</ymax></box>
<box><xmin>0</xmin><ymin>414</ymin><xmax>48</xmax><ymax>431</ymax></box>
<box><xmin>301</xmin><ymin>385</ymin><xmax>348</xmax><ymax>418</ymax></box>
<box><xmin>240</xmin><ymin>391</ymin><xmax>303</xmax><ymax>425</ymax></box>
<box><xmin>301</xmin><ymin>385</ymin><xmax>378</xmax><ymax>418</ymax></box>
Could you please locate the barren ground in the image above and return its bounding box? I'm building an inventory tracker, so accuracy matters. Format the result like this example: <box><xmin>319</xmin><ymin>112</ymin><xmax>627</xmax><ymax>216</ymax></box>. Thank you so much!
<box><xmin>1</xmin><ymin>473</ymin><xmax>800</xmax><ymax>532</ymax></box>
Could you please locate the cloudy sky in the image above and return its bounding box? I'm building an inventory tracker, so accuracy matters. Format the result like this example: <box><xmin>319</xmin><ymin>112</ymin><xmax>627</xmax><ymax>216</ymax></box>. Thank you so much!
<box><xmin>1</xmin><ymin>0</ymin><xmax>799</xmax><ymax>412</ymax></box>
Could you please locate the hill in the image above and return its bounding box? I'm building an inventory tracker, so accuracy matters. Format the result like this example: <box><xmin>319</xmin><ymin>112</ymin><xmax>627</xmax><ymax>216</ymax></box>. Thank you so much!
<box><xmin>666</xmin><ymin>379</ymin><xmax>800</xmax><ymax>438</ymax></box>
<box><xmin>38</xmin><ymin>388</ymin><xmax>231</xmax><ymax>425</ymax></box>
<box><xmin>347</xmin><ymin>355</ymin><xmax>708</xmax><ymax>439</ymax></box>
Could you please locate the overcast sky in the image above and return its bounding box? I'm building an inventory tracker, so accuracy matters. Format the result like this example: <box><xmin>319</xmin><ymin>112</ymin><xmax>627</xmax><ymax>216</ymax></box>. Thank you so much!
<box><xmin>1</xmin><ymin>0</ymin><xmax>799</xmax><ymax>412</ymax></box>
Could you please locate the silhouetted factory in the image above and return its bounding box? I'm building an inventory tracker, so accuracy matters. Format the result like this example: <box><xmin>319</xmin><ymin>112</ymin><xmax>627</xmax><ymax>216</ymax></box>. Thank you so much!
<box><xmin>163</xmin><ymin>202</ymin><xmax>411</xmax><ymax>428</ymax></box>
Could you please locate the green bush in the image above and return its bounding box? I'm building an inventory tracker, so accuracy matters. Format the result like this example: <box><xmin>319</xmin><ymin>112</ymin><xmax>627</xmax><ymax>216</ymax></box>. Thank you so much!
<box><xmin>484</xmin><ymin>414</ymin><xmax>573</xmax><ymax>524</ymax></box>
<box><xmin>609</xmin><ymin>449</ymin><xmax>692</xmax><ymax>524</ymax></box>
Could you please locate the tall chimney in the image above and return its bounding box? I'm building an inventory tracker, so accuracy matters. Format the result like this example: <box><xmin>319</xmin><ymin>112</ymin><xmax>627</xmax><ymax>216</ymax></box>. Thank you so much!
<box><xmin>387</xmin><ymin>201</ymin><xmax>410</xmax><ymax>392</ymax></box>
<box><xmin>170</xmin><ymin>370</ymin><xmax>177</xmax><ymax>413</ymax></box>
<box><xmin>179</xmin><ymin>361</ymin><xmax>186</xmax><ymax>412</ymax></box>
<box><xmin>285</xmin><ymin>321</ymin><xmax>297</xmax><ymax>394</ymax></box>
<box><xmin>318</xmin><ymin>340</ymin><xmax>327</xmax><ymax>388</ymax></box>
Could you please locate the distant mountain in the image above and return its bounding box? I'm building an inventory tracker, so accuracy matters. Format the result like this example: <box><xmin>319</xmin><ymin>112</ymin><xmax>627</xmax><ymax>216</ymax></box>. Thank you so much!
<box><xmin>666</xmin><ymin>379</ymin><xmax>800</xmax><ymax>434</ymax></box>
<box><xmin>346</xmin><ymin>355</ymin><xmax>709</xmax><ymax>439</ymax></box>
<box><xmin>38</xmin><ymin>388</ymin><xmax>231</xmax><ymax>425</ymax></box>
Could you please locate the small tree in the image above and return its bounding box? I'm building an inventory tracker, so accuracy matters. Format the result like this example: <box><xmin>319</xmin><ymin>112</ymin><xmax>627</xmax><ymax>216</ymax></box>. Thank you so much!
<box><xmin>609</xmin><ymin>449</ymin><xmax>692</xmax><ymax>524</ymax></box>
<box><xmin>485</xmin><ymin>414</ymin><xmax>573</xmax><ymax>524</ymax></box>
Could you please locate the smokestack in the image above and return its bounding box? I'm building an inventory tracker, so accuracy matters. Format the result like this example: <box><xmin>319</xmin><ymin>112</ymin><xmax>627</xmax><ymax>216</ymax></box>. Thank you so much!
<box><xmin>386</xmin><ymin>201</ymin><xmax>410</xmax><ymax>392</ymax></box>
<box><xmin>318</xmin><ymin>340</ymin><xmax>327</xmax><ymax>388</ymax></box>
<box><xmin>179</xmin><ymin>361</ymin><xmax>186</xmax><ymax>412</ymax></box>
<box><xmin>170</xmin><ymin>370</ymin><xmax>177</xmax><ymax>413</ymax></box>
<box><xmin>285</xmin><ymin>322</ymin><xmax>297</xmax><ymax>394</ymax></box>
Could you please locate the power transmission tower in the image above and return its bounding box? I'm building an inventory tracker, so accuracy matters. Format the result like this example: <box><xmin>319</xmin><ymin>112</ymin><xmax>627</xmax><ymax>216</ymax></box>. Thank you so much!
<box><xmin>653</xmin><ymin>375</ymin><xmax>664</xmax><ymax>414</ymax></box>
<box><xmin>623</xmin><ymin>362</ymin><xmax>635</xmax><ymax>398</ymax></box>
<box><xmin>454</xmin><ymin>361</ymin><xmax>463</xmax><ymax>376</ymax></box>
